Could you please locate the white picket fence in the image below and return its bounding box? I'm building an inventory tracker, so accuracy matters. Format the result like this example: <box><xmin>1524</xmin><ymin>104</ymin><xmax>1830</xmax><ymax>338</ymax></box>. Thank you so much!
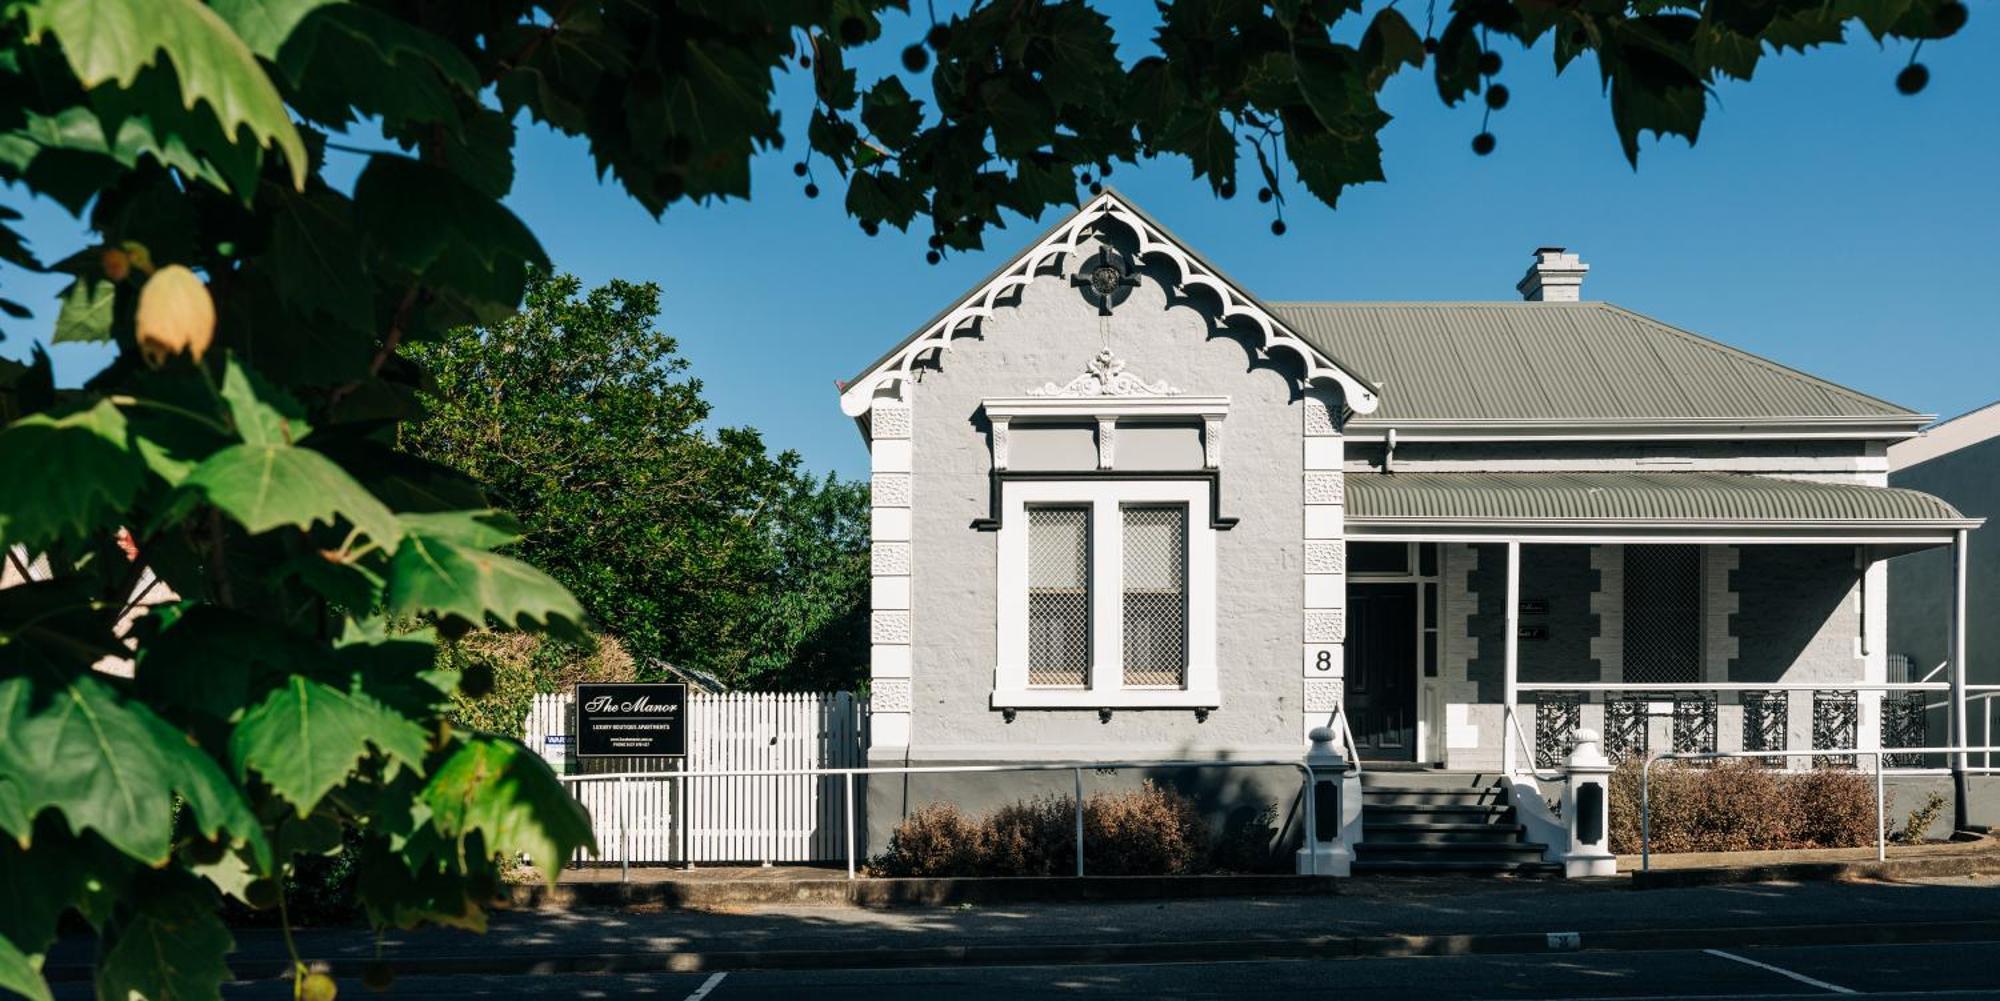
<box><xmin>526</xmin><ymin>690</ymin><xmax>866</xmax><ymax>864</ymax></box>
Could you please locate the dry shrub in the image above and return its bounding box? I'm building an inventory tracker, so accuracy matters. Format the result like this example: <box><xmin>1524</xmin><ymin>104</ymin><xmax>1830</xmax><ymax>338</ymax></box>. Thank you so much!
<box><xmin>1083</xmin><ymin>782</ymin><xmax>1209</xmax><ymax>876</ymax></box>
<box><xmin>872</xmin><ymin>783</ymin><xmax>1210</xmax><ymax>877</ymax></box>
<box><xmin>1610</xmin><ymin>759</ymin><xmax>1890</xmax><ymax>854</ymax></box>
<box><xmin>980</xmin><ymin>796</ymin><xmax>1074</xmax><ymax>876</ymax></box>
<box><xmin>870</xmin><ymin>803</ymin><xmax>982</xmax><ymax>877</ymax></box>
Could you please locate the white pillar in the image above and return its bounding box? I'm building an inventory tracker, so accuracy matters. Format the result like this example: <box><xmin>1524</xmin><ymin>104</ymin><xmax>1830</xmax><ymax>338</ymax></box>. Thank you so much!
<box><xmin>1561</xmin><ymin>729</ymin><xmax>1616</xmax><ymax>877</ymax></box>
<box><xmin>1503</xmin><ymin>540</ymin><xmax>1521</xmax><ymax>774</ymax></box>
<box><xmin>1951</xmin><ymin>528</ymin><xmax>1970</xmax><ymax>830</ymax></box>
<box><xmin>1295</xmin><ymin>726</ymin><xmax>1353</xmax><ymax>876</ymax></box>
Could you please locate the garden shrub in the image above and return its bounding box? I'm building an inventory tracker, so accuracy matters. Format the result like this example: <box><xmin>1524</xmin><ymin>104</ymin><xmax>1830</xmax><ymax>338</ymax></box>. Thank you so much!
<box><xmin>980</xmin><ymin>795</ymin><xmax>1075</xmax><ymax>876</ymax></box>
<box><xmin>871</xmin><ymin>803</ymin><xmax>983</xmax><ymax>877</ymax></box>
<box><xmin>1609</xmin><ymin>760</ymin><xmax>1890</xmax><ymax>854</ymax></box>
<box><xmin>1083</xmin><ymin>782</ymin><xmax>1209</xmax><ymax>876</ymax></box>
<box><xmin>872</xmin><ymin>783</ymin><xmax>1213</xmax><ymax>877</ymax></box>
<box><xmin>1211</xmin><ymin>803</ymin><xmax>1283</xmax><ymax>873</ymax></box>
<box><xmin>1898</xmin><ymin>791</ymin><xmax>1949</xmax><ymax>844</ymax></box>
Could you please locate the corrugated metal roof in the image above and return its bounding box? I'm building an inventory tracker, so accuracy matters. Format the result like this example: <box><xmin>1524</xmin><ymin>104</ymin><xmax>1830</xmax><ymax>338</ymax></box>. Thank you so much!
<box><xmin>1346</xmin><ymin>472</ymin><xmax>1969</xmax><ymax>525</ymax></box>
<box><xmin>1274</xmin><ymin>302</ymin><xmax>1920</xmax><ymax>423</ymax></box>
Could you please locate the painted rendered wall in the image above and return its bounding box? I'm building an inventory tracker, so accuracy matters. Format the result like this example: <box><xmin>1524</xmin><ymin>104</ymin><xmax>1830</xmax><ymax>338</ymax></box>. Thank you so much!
<box><xmin>1890</xmin><ymin>437</ymin><xmax>1999</xmax><ymax>693</ymax></box>
<box><xmin>892</xmin><ymin>230</ymin><xmax>1315</xmax><ymax>764</ymax></box>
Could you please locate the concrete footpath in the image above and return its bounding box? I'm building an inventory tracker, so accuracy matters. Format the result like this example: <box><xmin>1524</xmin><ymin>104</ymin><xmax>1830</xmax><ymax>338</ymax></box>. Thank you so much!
<box><xmin>40</xmin><ymin>874</ymin><xmax>2000</xmax><ymax>983</ymax></box>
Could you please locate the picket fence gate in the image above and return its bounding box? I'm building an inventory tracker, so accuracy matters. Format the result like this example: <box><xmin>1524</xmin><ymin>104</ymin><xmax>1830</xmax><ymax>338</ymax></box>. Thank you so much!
<box><xmin>526</xmin><ymin>690</ymin><xmax>867</xmax><ymax>864</ymax></box>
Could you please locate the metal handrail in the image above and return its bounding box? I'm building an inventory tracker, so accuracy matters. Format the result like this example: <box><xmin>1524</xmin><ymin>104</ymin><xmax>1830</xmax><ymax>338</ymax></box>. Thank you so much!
<box><xmin>1517</xmin><ymin>682</ymin><xmax>1950</xmax><ymax>692</ymax></box>
<box><xmin>1639</xmin><ymin>744</ymin><xmax>2000</xmax><ymax>872</ymax></box>
<box><xmin>1331</xmin><ymin>706</ymin><xmax>1364</xmax><ymax>777</ymax></box>
<box><xmin>1502</xmin><ymin>704</ymin><xmax>1565</xmax><ymax>782</ymax></box>
<box><xmin>560</xmin><ymin>757</ymin><xmax>1321</xmax><ymax>882</ymax></box>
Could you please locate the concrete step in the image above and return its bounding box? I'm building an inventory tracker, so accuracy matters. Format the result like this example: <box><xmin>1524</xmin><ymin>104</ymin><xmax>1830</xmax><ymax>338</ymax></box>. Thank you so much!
<box><xmin>1354</xmin><ymin>841</ymin><xmax>1555</xmax><ymax>866</ymax></box>
<box><xmin>1358</xmin><ymin>786</ymin><xmax>1506</xmax><ymax>806</ymax></box>
<box><xmin>1362</xmin><ymin>822</ymin><xmax>1529</xmax><ymax>845</ymax></box>
<box><xmin>1361</xmin><ymin>802</ymin><xmax>1516</xmax><ymax>825</ymax></box>
<box><xmin>1357</xmin><ymin>770</ymin><xmax>1504</xmax><ymax>792</ymax></box>
<box><xmin>1351</xmin><ymin>858</ymin><xmax>1564</xmax><ymax>876</ymax></box>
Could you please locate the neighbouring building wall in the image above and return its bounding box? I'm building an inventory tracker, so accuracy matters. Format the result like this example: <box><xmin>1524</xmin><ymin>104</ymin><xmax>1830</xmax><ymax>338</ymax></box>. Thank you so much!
<box><xmin>1891</xmin><ymin>435</ymin><xmax>2000</xmax><ymax>696</ymax></box>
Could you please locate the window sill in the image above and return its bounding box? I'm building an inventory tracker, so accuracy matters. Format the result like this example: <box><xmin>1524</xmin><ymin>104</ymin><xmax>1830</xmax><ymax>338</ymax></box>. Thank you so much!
<box><xmin>990</xmin><ymin>688</ymin><xmax>1222</xmax><ymax>710</ymax></box>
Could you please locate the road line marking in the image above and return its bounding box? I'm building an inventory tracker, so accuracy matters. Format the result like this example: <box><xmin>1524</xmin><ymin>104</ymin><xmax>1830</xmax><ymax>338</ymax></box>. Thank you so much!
<box><xmin>683</xmin><ymin>971</ymin><xmax>728</xmax><ymax>1000</ymax></box>
<box><xmin>1703</xmin><ymin>948</ymin><xmax>1857</xmax><ymax>994</ymax></box>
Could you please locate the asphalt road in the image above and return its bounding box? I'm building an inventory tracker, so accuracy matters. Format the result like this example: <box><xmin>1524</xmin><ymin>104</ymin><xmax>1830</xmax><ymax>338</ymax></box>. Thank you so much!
<box><xmin>54</xmin><ymin>939</ymin><xmax>2000</xmax><ymax>1000</ymax></box>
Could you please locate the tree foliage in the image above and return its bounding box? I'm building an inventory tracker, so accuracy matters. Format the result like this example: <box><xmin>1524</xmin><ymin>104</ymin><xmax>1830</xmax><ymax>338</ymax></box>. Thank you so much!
<box><xmin>0</xmin><ymin>1</ymin><xmax>1964</xmax><ymax>998</ymax></box>
<box><xmin>405</xmin><ymin>272</ymin><xmax>871</xmax><ymax>693</ymax></box>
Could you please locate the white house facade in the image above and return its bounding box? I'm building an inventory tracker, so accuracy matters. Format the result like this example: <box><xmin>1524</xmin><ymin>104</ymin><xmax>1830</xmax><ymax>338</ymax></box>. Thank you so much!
<box><xmin>838</xmin><ymin>191</ymin><xmax>1982</xmax><ymax>869</ymax></box>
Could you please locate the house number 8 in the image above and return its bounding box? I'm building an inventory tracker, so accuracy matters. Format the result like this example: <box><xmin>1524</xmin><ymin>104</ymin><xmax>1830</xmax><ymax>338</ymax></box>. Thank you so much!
<box><xmin>1314</xmin><ymin>650</ymin><xmax>1332</xmax><ymax>672</ymax></box>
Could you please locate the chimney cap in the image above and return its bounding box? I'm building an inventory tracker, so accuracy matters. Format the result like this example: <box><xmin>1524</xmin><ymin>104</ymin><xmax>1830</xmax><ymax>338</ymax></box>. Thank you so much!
<box><xmin>1517</xmin><ymin>246</ymin><xmax>1589</xmax><ymax>302</ymax></box>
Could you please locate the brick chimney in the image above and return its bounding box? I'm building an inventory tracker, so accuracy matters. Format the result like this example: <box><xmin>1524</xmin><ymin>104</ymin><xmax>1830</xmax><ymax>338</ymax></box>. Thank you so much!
<box><xmin>1517</xmin><ymin>246</ymin><xmax>1588</xmax><ymax>302</ymax></box>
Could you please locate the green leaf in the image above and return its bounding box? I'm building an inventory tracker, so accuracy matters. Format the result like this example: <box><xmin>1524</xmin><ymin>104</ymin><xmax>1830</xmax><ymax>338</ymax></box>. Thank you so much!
<box><xmin>26</xmin><ymin>0</ymin><xmax>308</xmax><ymax>189</ymax></box>
<box><xmin>94</xmin><ymin>887</ymin><xmax>233</xmax><ymax>1001</ymax></box>
<box><xmin>0</xmin><ymin>934</ymin><xmax>52</xmax><ymax>1001</ymax></box>
<box><xmin>51</xmin><ymin>276</ymin><xmax>115</xmax><ymax>343</ymax></box>
<box><xmin>181</xmin><ymin>442</ymin><xmax>400</xmax><ymax>547</ymax></box>
<box><xmin>208</xmin><ymin>0</ymin><xmax>337</xmax><ymax>59</ymax></box>
<box><xmin>0</xmin><ymin>399</ymin><xmax>146</xmax><ymax>552</ymax></box>
<box><xmin>421</xmin><ymin>736</ymin><xmax>593</xmax><ymax>880</ymax></box>
<box><xmin>353</xmin><ymin>155</ymin><xmax>545</xmax><ymax>318</ymax></box>
<box><xmin>386</xmin><ymin>533</ymin><xmax>585</xmax><ymax>636</ymax></box>
<box><xmin>231</xmin><ymin>675</ymin><xmax>429</xmax><ymax>817</ymax></box>
<box><xmin>217</xmin><ymin>353</ymin><xmax>311</xmax><ymax>447</ymax></box>
<box><xmin>267</xmin><ymin>189</ymin><xmax>372</xmax><ymax>333</ymax></box>
<box><xmin>861</xmin><ymin>77</ymin><xmax>923</xmax><ymax>147</ymax></box>
<box><xmin>0</xmin><ymin>675</ymin><xmax>267</xmax><ymax>870</ymax></box>
<box><xmin>395</xmin><ymin>510</ymin><xmax>524</xmax><ymax>549</ymax></box>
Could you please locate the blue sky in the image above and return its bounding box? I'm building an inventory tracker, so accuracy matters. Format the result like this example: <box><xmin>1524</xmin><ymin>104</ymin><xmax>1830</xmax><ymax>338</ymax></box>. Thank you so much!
<box><xmin>5</xmin><ymin>7</ymin><xmax>1995</xmax><ymax>480</ymax></box>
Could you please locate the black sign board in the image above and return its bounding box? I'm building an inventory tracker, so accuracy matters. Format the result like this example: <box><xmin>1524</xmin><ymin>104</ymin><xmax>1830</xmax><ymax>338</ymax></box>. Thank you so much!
<box><xmin>576</xmin><ymin>683</ymin><xmax>687</xmax><ymax>757</ymax></box>
<box><xmin>1519</xmin><ymin>599</ymin><xmax>1550</xmax><ymax>616</ymax></box>
<box><xmin>1517</xmin><ymin>624</ymin><xmax>1550</xmax><ymax>641</ymax></box>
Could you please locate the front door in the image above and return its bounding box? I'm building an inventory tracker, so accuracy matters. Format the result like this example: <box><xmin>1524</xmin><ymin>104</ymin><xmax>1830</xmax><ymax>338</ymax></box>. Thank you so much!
<box><xmin>1345</xmin><ymin>583</ymin><xmax>1417</xmax><ymax>761</ymax></box>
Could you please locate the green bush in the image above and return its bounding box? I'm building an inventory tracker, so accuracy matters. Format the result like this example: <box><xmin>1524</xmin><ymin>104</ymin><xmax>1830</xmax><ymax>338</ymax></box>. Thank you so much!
<box><xmin>872</xmin><ymin>783</ymin><xmax>1215</xmax><ymax>877</ymax></box>
<box><xmin>1610</xmin><ymin>760</ymin><xmax>1889</xmax><ymax>854</ymax></box>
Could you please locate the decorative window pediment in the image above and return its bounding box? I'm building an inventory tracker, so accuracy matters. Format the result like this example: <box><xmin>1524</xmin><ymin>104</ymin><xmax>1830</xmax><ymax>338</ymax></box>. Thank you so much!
<box><xmin>1030</xmin><ymin>348</ymin><xmax>1181</xmax><ymax>399</ymax></box>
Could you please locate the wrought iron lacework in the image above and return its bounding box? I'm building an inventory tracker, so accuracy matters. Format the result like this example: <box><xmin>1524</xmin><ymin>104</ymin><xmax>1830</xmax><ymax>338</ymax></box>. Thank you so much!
<box><xmin>1027</xmin><ymin>506</ymin><xmax>1091</xmax><ymax>687</ymax></box>
<box><xmin>1881</xmin><ymin>692</ymin><xmax>1929</xmax><ymax>768</ymax></box>
<box><xmin>1120</xmin><ymin>506</ymin><xmax>1187</xmax><ymax>687</ymax></box>
<box><xmin>1673</xmin><ymin>693</ymin><xmax>1718</xmax><ymax>755</ymax></box>
<box><xmin>1605</xmin><ymin>695</ymin><xmax>1650</xmax><ymax>765</ymax></box>
<box><xmin>1742</xmin><ymin>690</ymin><xmax>1789</xmax><ymax>765</ymax></box>
<box><xmin>1813</xmin><ymin>690</ymin><xmax>1859</xmax><ymax>769</ymax></box>
<box><xmin>1536</xmin><ymin>694</ymin><xmax>1581</xmax><ymax>770</ymax></box>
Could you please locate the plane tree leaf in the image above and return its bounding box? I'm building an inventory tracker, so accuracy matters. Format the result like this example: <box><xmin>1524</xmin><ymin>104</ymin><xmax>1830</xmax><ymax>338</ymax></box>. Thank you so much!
<box><xmin>230</xmin><ymin>675</ymin><xmax>429</xmax><ymax>817</ymax></box>
<box><xmin>25</xmin><ymin>0</ymin><xmax>307</xmax><ymax>190</ymax></box>
<box><xmin>93</xmin><ymin>885</ymin><xmax>233</xmax><ymax>1001</ymax></box>
<box><xmin>386</xmin><ymin>532</ymin><xmax>585</xmax><ymax>637</ymax></box>
<box><xmin>0</xmin><ymin>676</ymin><xmax>268</xmax><ymax>870</ymax></box>
<box><xmin>420</xmin><ymin>735</ymin><xmax>593</xmax><ymax>881</ymax></box>
<box><xmin>0</xmin><ymin>399</ymin><xmax>147</xmax><ymax>552</ymax></box>
<box><xmin>180</xmin><ymin>442</ymin><xmax>400</xmax><ymax>548</ymax></box>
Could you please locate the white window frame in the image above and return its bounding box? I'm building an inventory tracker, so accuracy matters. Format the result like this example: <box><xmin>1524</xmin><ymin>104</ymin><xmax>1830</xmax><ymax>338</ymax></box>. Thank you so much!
<box><xmin>993</xmin><ymin>478</ymin><xmax>1218</xmax><ymax>709</ymax></box>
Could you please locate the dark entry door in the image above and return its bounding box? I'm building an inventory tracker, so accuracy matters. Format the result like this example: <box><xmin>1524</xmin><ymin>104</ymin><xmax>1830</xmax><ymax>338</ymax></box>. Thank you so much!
<box><xmin>1345</xmin><ymin>583</ymin><xmax>1417</xmax><ymax>761</ymax></box>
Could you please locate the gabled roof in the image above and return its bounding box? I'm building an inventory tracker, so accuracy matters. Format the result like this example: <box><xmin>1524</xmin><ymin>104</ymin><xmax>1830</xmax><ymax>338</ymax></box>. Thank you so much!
<box><xmin>837</xmin><ymin>189</ymin><xmax>1381</xmax><ymax>420</ymax></box>
<box><xmin>1889</xmin><ymin>399</ymin><xmax>2000</xmax><ymax>472</ymax></box>
<box><xmin>1275</xmin><ymin>301</ymin><xmax>1926</xmax><ymax>426</ymax></box>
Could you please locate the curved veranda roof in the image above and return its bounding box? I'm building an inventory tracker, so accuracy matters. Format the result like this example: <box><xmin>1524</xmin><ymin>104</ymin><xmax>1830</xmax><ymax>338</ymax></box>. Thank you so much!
<box><xmin>1344</xmin><ymin>472</ymin><xmax>1978</xmax><ymax>546</ymax></box>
